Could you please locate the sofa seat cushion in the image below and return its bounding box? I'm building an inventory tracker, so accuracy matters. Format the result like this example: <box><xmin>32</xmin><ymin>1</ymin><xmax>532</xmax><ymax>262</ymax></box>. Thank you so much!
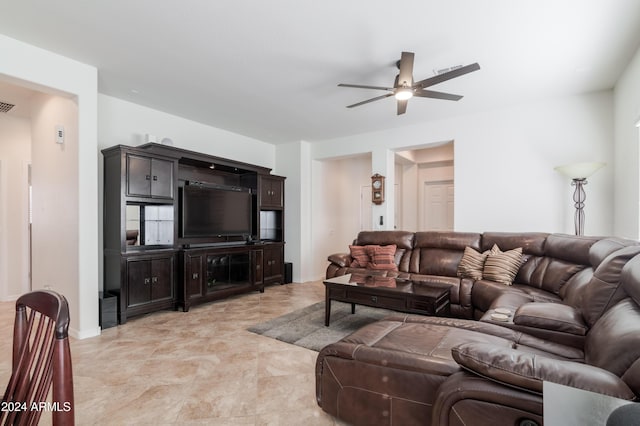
<box><xmin>513</xmin><ymin>302</ymin><xmax>588</xmax><ymax>336</ymax></box>
<box><xmin>472</xmin><ymin>280</ymin><xmax>561</xmax><ymax>314</ymax></box>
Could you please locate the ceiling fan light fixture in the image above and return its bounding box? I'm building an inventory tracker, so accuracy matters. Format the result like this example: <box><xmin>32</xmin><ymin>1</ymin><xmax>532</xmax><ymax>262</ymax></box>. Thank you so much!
<box><xmin>394</xmin><ymin>87</ymin><xmax>413</xmax><ymax>101</ymax></box>
<box><xmin>338</xmin><ymin>52</ymin><xmax>480</xmax><ymax>113</ymax></box>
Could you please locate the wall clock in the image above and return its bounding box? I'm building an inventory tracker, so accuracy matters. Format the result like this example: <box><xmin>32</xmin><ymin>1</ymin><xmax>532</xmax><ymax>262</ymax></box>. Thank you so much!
<box><xmin>371</xmin><ymin>174</ymin><xmax>385</xmax><ymax>205</ymax></box>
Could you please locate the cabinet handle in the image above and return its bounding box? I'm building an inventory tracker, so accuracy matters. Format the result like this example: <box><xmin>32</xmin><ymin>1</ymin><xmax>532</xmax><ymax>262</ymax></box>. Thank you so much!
<box><xmin>145</xmin><ymin>175</ymin><xmax>151</xmax><ymax>181</ymax></box>
<box><xmin>152</xmin><ymin>276</ymin><xmax>158</xmax><ymax>284</ymax></box>
<box><xmin>152</xmin><ymin>175</ymin><xmax>158</xmax><ymax>181</ymax></box>
<box><xmin>144</xmin><ymin>277</ymin><xmax>151</xmax><ymax>284</ymax></box>
<box><xmin>371</xmin><ymin>296</ymin><xmax>378</xmax><ymax>303</ymax></box>
<box><xmin>192</xmin><ymin>273</ymin><xmax>199</xmax><ymax>280</ymax></box>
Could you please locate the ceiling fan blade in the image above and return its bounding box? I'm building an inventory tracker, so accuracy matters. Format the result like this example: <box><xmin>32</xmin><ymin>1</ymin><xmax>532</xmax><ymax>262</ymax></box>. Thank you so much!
<box><xmin>413</xmin><ymin>62</ymin><xmax>480</xmax><ymax>89</ymax></box>
<box><xmin>397</xmin><ymin>99</ymin><xmax>408</xmax><ymax>115</ymax></box>
<box><xmin>346</xmin><ymin>93</ymin><xmax>394</xmax><ymax>108</ymax></box>
<box><xmin>413</xmin><ymin>89</ymin><xmax>463</xmax><ymax>101</ymax></box>
<box><xmin>397</xmin><ymin>51</ymin><xmax>414</xmax><ymax>87</ymax></box>
<box><xmin>338</xmin><ymin>83</ymin><xmax>393</xmax><ymax>91</ymax></box>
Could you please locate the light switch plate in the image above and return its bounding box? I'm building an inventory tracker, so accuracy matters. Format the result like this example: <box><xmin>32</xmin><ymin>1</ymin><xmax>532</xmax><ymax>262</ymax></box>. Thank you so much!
<box><xmin>55</xmin><ymin>125</ymin><xmax>64</xmax><ymax>144</ymax></box>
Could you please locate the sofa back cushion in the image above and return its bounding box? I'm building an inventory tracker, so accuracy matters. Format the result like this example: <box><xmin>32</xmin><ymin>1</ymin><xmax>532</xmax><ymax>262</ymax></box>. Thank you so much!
<box><xmin>589</xmin><ymin>238</ymin><xmax>639</xmax><ymax>269</ymax></box>
<box><xmin>480</xmin><ymin>232</ymin><xmax>548</xmax><ymax>255</ymax></box>
<box><xmin>545</xmin><ymin>234</ymin><xmax>600</xmax><ymax>266</ymax></box>
<box><xmin>480</xmin><ymin>232</ymin><xmax>585</xmax><ymax>293</ymax></box>
<box><xmin>581</xmin><ymin>245</ymin><xmax>640</xmax><ymax>326</ymax></box>
<box><xmin>584</xmin><ymin>253</ymin><xmax>640</xmax><ymax>394</ymax></box>
<box><xmin>516</xmin><ymin>257</ymin><xmax>587</xmax><ymax>294</ymax></box>
<box><xmin>585</xmin><ymin>298</ymin><xmax>640</xmax><ymax>394</ymax></box>
<box><xmin>355</xmin><ymin>230</ymin><xmax>414</xmax><ymax>249</ymax></box>
<box><xmin>410</xmin><ymin>231</ymin><xmax>481</xmax><ymax>276</ymax></box>
<box><xmin>565</xmin><ymin>238</ymin><xmax>637</xmax><ymax>309</ymax></box>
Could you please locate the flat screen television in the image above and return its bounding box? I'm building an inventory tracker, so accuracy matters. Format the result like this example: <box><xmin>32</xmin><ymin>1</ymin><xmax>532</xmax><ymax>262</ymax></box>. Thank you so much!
<box><xmin>181</xmin><ymin>185</ymin><xmax>252</xmax><ymax>239</ymax></box>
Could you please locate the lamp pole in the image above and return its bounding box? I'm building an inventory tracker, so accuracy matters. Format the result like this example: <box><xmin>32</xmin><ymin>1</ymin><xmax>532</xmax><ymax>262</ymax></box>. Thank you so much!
<box><xmin>572</xmin><ymin>178</ymin><xmax>587</xmax><ymax>236</ymax></box>
<box><xmin>555</xmin><ymin>162</ymin><xmax>605</xmax><ymax>237</ymax></box>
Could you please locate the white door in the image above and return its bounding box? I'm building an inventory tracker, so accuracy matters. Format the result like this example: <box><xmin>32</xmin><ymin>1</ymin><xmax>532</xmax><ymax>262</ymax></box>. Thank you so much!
<box><xmin>422</xmin><ymin>181</ymin><xmax>454</xmax><ymax>231</ymax></box>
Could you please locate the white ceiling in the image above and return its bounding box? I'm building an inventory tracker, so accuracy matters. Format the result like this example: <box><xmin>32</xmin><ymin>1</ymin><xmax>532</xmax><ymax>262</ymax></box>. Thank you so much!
<box><xmin>1</xmin><ymin>1</ymin><xmax>640</xmax><ymax>144</ymax></box>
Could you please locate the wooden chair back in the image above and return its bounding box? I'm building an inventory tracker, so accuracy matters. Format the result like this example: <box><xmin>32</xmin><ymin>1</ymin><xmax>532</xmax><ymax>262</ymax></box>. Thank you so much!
<box><xmin>1</xmin><ymin>290</ymin><xmax>74</xmax><ymax>425</ymax></box>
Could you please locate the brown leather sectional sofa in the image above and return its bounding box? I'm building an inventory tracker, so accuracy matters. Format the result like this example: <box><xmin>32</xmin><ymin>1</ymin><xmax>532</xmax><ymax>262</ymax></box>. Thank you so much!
<box><xmin>317</xmin><ymin>230</ymin><xmax>640</xmax><ymax>425</ymax></box>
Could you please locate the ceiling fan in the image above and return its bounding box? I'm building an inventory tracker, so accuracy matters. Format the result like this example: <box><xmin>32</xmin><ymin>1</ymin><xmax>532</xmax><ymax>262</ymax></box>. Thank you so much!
<box><xmin>338</xmin><ymin>51</ymin><xmax>480</xmax><ymax>115</ymax></box>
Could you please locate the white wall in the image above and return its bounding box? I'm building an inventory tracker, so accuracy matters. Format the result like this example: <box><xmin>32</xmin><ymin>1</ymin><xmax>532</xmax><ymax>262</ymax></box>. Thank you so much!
<box><xmin>310</xmin><ymin>154</ymin><xmax>372</xmax><ymax>280</ymax></box>
<box><xmin>98</xmin><ymin>95</ymin><xmax>275</xmax><ymax>168</ymax></box>
<box><xmin>614</xmin><ymin>44</ymin><xmax>640</xmax><ymax>239</ymax></box>
<box><xmin>298</xmin><ymin>91</ymin><xmax>615</xmax><ymax>280</ymax></box>
<box><xmin>454</xmin><ymin>92</ymin><xmax>613</xmax><ymax>234</ymax></box>
<box><xmin>0</xmin><ymin>34</ymin><xmax>99</xmax><ymax>339</ymax></box>
<box><xmin>275</xmin><ymin>141</ymin><xmax>310</xmax><ymax>283</ymax></box>
<box><xmin>30</xmin><ymin>93</ymin><xmax>79</xmax><ymax>309</ymax></box>
<box><xmin>0</xmin><ymin>114</ymin><xmax>31</xmax><ymax>300</ymax></box>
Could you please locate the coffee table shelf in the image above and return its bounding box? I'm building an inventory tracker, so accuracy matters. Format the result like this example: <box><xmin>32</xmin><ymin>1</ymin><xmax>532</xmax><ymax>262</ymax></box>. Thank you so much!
<box><xmin>323</xmin><ymin>274</ymin><xmax>450</xmax><ymax>326</ymax></box>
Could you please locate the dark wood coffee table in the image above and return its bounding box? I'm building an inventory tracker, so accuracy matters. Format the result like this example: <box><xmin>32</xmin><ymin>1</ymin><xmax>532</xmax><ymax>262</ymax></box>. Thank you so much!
<box><xmin>323</xmin><ymin>274</ymin><xmax>451</xmax><ymax>326</ymax></box>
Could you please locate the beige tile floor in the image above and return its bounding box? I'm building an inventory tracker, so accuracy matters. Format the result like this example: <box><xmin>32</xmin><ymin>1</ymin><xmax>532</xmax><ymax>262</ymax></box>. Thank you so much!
<box><xmin>0</xmin><ymin>281</ymin><xmax>347</xmax><ymax>425</ymax></box>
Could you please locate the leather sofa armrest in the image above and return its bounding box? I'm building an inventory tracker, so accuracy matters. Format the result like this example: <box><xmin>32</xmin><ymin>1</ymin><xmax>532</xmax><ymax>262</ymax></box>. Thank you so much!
<box><xmin>451</xmin><ymin>342</ymin><xmax>635</xmax><ymax>399</ymax></box>
<box><xmin>327</xmin><ymin>253</ymin><xmax>351</xmax><ymax>268</ymax></box>
<box><xmin>432</xmin><ymin>371</ymin><xmax>543</xmax><ymax>426</ymax></box>
<box><xmin>513</xmin><ymin>302</ymin><xmax>588</xmax><ymax>336</ymax></box>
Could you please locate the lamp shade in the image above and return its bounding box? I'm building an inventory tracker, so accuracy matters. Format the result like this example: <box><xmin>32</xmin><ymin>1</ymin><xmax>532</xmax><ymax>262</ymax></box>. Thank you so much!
<box><xmin>554</xmin><ymin>162</ymin><xmax>606</xmax><ymax>179</ymax></box>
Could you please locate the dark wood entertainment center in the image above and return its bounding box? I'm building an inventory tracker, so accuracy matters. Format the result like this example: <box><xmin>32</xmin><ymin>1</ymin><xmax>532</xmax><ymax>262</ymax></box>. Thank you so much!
<box><xmin>102</xmin><ymin>143</ymin><xmax>285</xmax><ymax>324</ymax></box>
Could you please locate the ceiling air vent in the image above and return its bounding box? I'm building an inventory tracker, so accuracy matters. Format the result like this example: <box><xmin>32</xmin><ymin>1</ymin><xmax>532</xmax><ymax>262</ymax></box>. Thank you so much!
<box><xmin>0</xmin><ymin>101</ymin><xmax>15</xmax><ymax>113</ymax></box>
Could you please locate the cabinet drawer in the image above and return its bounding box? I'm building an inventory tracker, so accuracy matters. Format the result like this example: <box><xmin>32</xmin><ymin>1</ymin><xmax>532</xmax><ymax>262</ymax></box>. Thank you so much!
<box><xmin>328</xmin><ymin>287</ymin><xmax>347</xmax><ymax>299</ymax></box>
<box><xmin>346</xmin><ymin>290</ymin><xmax>406</xmax><ymax>310</ymax></box>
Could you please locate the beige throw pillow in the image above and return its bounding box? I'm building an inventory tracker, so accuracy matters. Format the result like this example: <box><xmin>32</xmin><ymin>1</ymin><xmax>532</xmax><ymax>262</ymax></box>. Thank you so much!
<box><xmin>457</xmin><ymin>247</ymin><xmax>488</xmax><ymax>280</ymax></box>
<box><xmin>483</xmin><ymin>244</ymin><xmax>523</xmax><ymax>285</ymax></box>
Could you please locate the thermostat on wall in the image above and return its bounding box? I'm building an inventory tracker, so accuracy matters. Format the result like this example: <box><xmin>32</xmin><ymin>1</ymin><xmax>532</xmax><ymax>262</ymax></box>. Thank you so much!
<box><xmin>55</xmin><ymin>125</ymin><xmax>64</xmax><ymax>144</ymax></box>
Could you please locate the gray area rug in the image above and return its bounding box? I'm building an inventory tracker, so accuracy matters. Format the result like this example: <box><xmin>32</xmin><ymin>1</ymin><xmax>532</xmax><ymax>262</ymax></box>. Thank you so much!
<box><xmin>247</xmin><ymin>301</ymin><xmax>393</xmax><ymax>352</ymax></box>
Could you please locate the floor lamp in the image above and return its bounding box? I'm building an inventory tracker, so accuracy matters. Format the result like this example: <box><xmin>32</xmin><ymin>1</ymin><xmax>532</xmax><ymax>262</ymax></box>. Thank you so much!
<box><xmin>555</xmin><ymin>162</ymin><xmax>605</xmax><ymax>235</ymax></box>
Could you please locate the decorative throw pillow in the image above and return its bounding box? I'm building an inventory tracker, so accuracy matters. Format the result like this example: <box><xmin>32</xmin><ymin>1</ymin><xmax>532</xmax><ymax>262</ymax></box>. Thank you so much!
<box><xmin>457</xmin><ymin>246</ymin><xmax>489</xmax><ymax>280</ymax></box>
<box><xmin>367</xmin><ymin>244</ymin><xmax>398</xmax><ymax>270</ymax></box>
<box><xmin>483</xmin><ymin>244</ymin><xmax>523</xmax><ymax>285</ymax></box>
<box><xmin>349</xmin><ymin>245</ymin><xmax>370</xmax><ymax>268</ymax></box>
